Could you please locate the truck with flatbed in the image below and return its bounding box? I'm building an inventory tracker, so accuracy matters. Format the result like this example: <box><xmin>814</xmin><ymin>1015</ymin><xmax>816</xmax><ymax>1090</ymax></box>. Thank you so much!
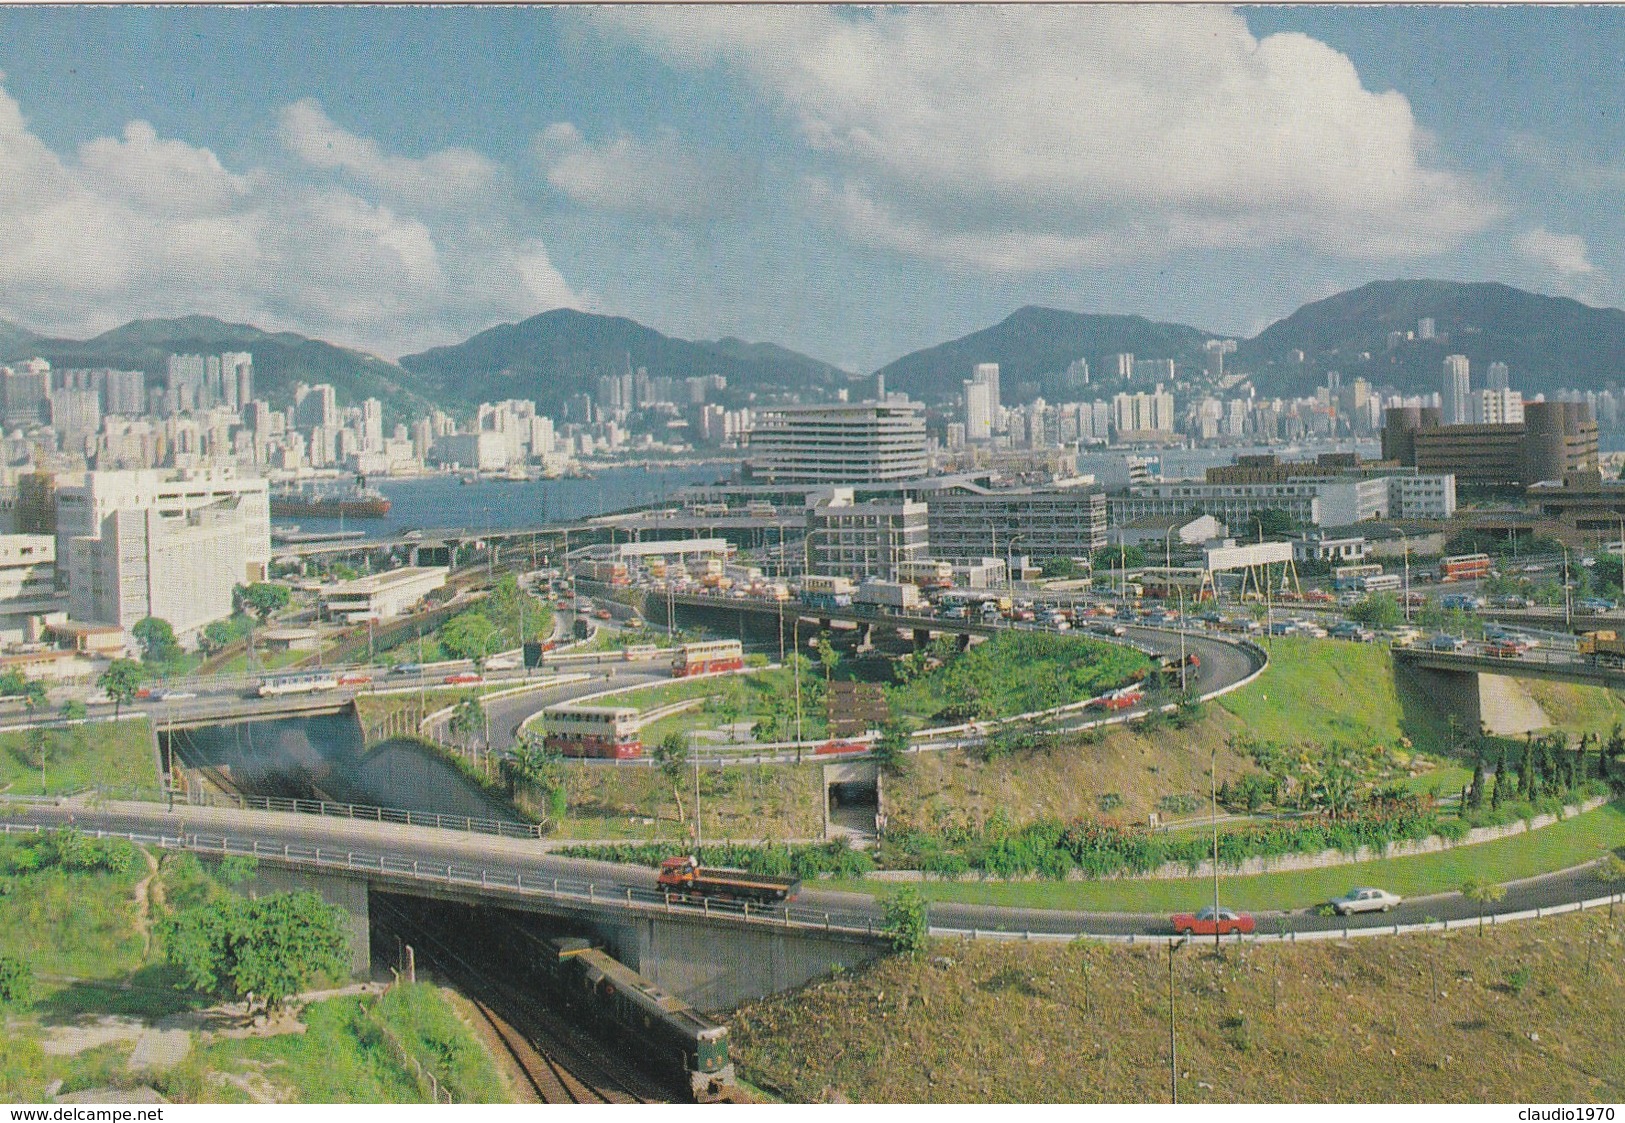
<box><xmin>853</xmin><ymin>579</ymin><xmax>924</xmax><ymax>614</ymax></box>
<box><xmin>656</xmin><ymin>856</ymin><xmax>802</xmax><ymax>903</ymax></box>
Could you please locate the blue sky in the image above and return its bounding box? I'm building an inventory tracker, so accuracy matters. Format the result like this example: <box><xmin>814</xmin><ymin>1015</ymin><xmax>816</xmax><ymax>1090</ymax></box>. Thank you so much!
<box><xmin>1</xmin><ymin>6</ymin><xmax>1620</xmax><ymax>372</ymax></box>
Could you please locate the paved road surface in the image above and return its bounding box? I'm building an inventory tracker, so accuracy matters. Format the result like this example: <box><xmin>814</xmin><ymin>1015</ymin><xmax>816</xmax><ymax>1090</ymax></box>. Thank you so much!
<box><xmin>4</xmin><ymin>800</ymin><xmax>1616</xmax><ymax>940</ymax></box>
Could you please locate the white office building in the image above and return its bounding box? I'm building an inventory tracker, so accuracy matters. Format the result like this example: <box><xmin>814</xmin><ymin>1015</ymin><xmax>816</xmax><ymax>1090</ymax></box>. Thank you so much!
<box><xmin>53</xmin><ymin>468</ymin><xmax>270</xmax><ymax>589</ymax></box>
<box><xmin>1441</xmin><ymin>354</ymin><xmax>1471</xmax><ymax>425</ymax></box>
<box><xmin>1469</xmin><ymin>388</ymin><xmax>1524</xmax><ymax>426</ymax></box>
<box><xmin>963</xmin><ymin>380</ymin><xmax>993</xmax><ymax>442</ymax></box>
<box><xmin>747</xmin><ymin>401</ymin><xmax>928</xmax><ymax>484</ymax></box>
<box><xmin>68</xmin><ymin>501</ymin><xmax>252</xmax><ymax>636</ymax></box>
<box><xmin>319</xmin><ymin>567</ymin><xmax>447</xmax><ymax>623</ymax></box>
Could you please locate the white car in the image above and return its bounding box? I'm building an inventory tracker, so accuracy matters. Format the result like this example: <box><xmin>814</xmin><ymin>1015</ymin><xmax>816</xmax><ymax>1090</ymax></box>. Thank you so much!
<box><xmin>1330</xmin><ymin>887</ymin><xmax>1402</xmax><ymax>914</ymax></box>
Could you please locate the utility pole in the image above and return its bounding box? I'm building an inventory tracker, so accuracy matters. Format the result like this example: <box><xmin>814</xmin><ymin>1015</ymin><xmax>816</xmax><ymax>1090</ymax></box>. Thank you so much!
<box><xmin>1211</xmin><ymin>744</ymin><xmax>1222</xmax><ymax>947</ymax></box>
<box><xmin>1167</xmin><ymin>939</ymin><xmax>1181</xmax><ymax>1104</ymax></box>
<box><xmin>692</xmin><ymin>740</ymin><xmax>703</xmax><ymax>850</ymax></box>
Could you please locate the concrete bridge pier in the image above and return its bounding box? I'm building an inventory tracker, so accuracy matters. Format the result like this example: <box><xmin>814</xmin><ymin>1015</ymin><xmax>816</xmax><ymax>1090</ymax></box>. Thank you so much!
<box><xmin>956</xmin><ymin>633</ymin><xmax>972</xmax><ymax>652</ymax></box>
<box><xmin>599</xmin><ymin>913</ymin><xmax>884</xmax><ymax>1012</ymax></box>
<box><xmin>1407</xmin><ymin>666</ymin><xmax>1550</xmax><ymax>736</ymax></box>
<box><xmin>912</xmin><ymin>628</ymin><xmax>932</xmax><ymax>649</ymax></box>
<box><xmin>220</xmin><ymin>859</ymin><xmax>373</xmax><ymax>977</ymax></box>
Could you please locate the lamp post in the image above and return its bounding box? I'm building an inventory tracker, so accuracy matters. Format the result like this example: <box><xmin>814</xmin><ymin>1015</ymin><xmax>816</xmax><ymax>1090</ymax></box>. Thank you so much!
<box><xmin>1167</xmin><ymin>937</ymin><xmax>1184</xmax><ymax>1104</ymax></box>
<box><xmin>1399</xmin><ymin>530</ymin><xmax>1412</xmax><ymax>624</ymax></box>
<box><xmin>1210</xmin><ymin>743</ymin><xmax>1222</xmax><ymax>947</ymax></box>
<box><xmin>1006</xmin><ymin>534</ymin><xmax>1026</xmax><ymax>598</ymax></box>
<box><xmin>1177</xmin><ymin>586</ymin><xmax>1189</xmax><ymax>692</ymax></box>
<box><xmin>1563</xmin><ymin>546</ymin><xmax>1574</xmax><ymax>629</ymax></box>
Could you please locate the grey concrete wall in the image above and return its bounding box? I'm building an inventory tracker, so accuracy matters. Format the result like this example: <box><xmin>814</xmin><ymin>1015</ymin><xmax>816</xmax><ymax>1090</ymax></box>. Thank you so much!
<box><xmin>220</xmin><ymin>860</ymin><xmax>373</xmax><ymax>977</ymax></box>
<box><xmin>1408</xmin><ymin>665</ymin><xmax>1550</xmax><ymax>737</ymax></box>
<box><xmin>1475</xmin><ymin>672</ymin><xmax>1551</xmax><ymax>736</ymax></box>
<box><xmin>599</xmin><ymin>914</ymin><xmax>883</xmax><ymax>1012</ymax></box>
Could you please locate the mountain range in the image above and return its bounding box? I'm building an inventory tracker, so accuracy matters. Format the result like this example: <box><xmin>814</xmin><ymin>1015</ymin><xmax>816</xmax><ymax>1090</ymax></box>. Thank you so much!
<box><xmin>4</xmin><ymin>280</ymin><xmax>1625</xmax><ymax>418</ymax></box>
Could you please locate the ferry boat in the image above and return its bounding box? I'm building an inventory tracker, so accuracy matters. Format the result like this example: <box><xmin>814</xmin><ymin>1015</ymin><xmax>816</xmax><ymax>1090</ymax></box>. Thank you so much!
<box><xmin>270</xmin><ymin>479</ymin><xmax>391</xmax><ymax>519</ymax></box>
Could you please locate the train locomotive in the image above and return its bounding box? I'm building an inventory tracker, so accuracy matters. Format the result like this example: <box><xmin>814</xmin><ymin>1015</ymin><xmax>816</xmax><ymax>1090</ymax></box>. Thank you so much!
<box><xmin>529</xmin><ymin>933</ymin><xmax>735</xmax><ymax>1101</ymax></box>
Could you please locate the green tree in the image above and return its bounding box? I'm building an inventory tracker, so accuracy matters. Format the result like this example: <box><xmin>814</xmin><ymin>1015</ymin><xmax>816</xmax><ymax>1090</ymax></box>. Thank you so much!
<box><xmin>1347</xmin><ymin>593</ymin><xmax>1402</xmax><ymax>630</ymax></box>
<box><xmin>97</xmin><ymin>659</ymin><xmax>143</xmax><ymax>718</ymax></box>
<box><xmin>1460</xmin><ymin>877</ymin><xmax>1507</xmax><ymax>936</ymax></box>
<box><xmin>0</xmin><ymin>953</ymin><xmax>32</xmax><ymax>1007</ymax></box>
<box><xmin>653</xmin><ymin>731</ymin><xmax>688</xmax><ymax>825</ymax></box>
<box><xmin>440</xmin><ymin>611</ymin><xmax>500</xmax><ymax>665</ymax></box>
<box><xmin>1466</xmin><ymin>747</ymin><xmax>1486</xmax><ymax>810</ymax></box>
<box><xmin>1490</xmin><ymin>745</ymin><xmax>1509</xmax><ymax>809</ymax></box>
<box><xmin>58</xmin><ymin>698</ymin><xmax>87</xmax><ymax>723</ymax></box>
<box><xmin>1520</xmin><ymin>736</ymin><xmax>1537</xmax><ymax>799</ymax></box>
<box><xmin>880</xmin><ymin>886</ymin><xmax>929</xmax><ymax>958</ymax></box>
<box><xmin>1596</xmin><ymin>853</ymin><xmax>1625</xmax><ymax>921</ymax></box>
<box><xmin>200</xmin><ymin>619</ymin><xmax>237</xmax><ymax>656</ymax></box>
<box><xmin>216</xmin><ymin>855</ymin><xmax>260</xmax><ymax>887</ymax></box>
<box><xmin>159</xmin><ymin>891</ymin><xmax>349</xmax><ymax>1013</ymax></box>
<box><xmin>235</xmin><ymin>582</ymin><xmax>291</xmax><ymax>622</ymax></box>
<box><xmin>0</xmin><ymin>669</ymin><xmax>27</xmax><ymax>697</ymax></box>
<box><xmin>1041</xmin><ymin>556</ymin><xmax>1080</xmax><ymax>579</ymax></box>
<box><xmin>815</xmin><ymin>632</ymin><xmax>840</xmax><ymax>682</ymax></box>
<box><xmin>132</xmin><ymin>616</ymin><xmax>181</xmax><ymax>664</ymax></box>
<box><xmin>1241</xmin><ymin>509</ymin><xmax>1304</xmax><ymax>541</ymax></box>
<box><xmin>447</xmin><ymin>694</ymin><xmax>483</xmax><ymax>748</ymax></box>
<box><xmin>871</xmin><ymin>721</ymin><xmax>910</xmax><ymax>776</ymax></box>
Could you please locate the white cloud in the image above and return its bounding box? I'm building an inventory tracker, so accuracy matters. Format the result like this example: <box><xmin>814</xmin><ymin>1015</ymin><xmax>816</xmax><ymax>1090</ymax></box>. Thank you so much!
<box><xmin>0</xmin><ymin>84</ymin><xmax>578</xmax><ymax>357</ymax></box>
<box><xmin>1516</xmin><ymin>227</ymin><xmax>1597</xmax><ymax>278</ymax></box>
<box><xmin>590</xmin><ymin>6</ymin><xmax>1499</xmax><ymax>271</ymax></box>
<box><xmin>279</xmin><ymin>99</ymin><xmax>500</xmax><ymax>211</ymax></box>
<box><xmin>535</xmin><ymin>122</ymin><xmax>740</xmax><ymax>220</ymax></box>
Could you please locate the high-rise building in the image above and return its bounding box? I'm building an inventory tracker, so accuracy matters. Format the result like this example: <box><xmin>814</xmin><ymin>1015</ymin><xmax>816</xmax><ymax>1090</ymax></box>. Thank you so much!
<box><xmin>1106</xmin><ymin>353</ymin><xmax>1135</xmax><ymax>380</ymax></box>
<box><xmin>1441</xmin><ymin>355</ymin><xmax>1471</xmax><ymax>425</ymax></box>
<box><xmin>746</xmin><ymin>401</ymin><xmax>928</xmax><ymax>483</ymax></box>
<box><xmin>1486</xmin><ymin>361</ymin><xmax>1510</xmax><ymax>391</ymax></box>
<box><xmin>972</xmin><ymin>363</ymin><xmax>1001</xmax><ymax>413</ymax></box>
<box><xmin>804</xmin><ymin>494</ymin><xmax>929</xmax><ymax>580</ymax></box>
<box><xmin>293</xmin><ymin>383</ymin><xmax>338</xmax><ymax>431</ymax></box>
<box><xmin>222</xmin><ymin>352</ymin><xmax>252</xmax><ymax>410</ymax></box>
<box><xmin>963</xmin><ymin>380</ymin><xmax>993</xmax><ymax>442</ymax></box>
<box><xmin>1</xmin><ymin>364</ymin><xmax>50</xmax><ymax>428</ymax></box>
<box><xmin>1418</xmin><ymin>317</ymin><xmax>1436</xmax><ymax>340</ymax></box>
<box><xmin>1470</xmin><ymin>388</ymin><xmax>1524</xmax><ymax>426</ymax></box>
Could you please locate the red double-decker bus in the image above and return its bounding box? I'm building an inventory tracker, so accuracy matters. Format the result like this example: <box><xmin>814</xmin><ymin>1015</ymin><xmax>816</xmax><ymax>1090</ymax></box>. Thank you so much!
<box><xmin>671</xmin><ymin>640</ymin><xmax>745</xmax><ymax>678</ymax></box>
<box><xmin>1439</xmin><ymin>553</ymin><xmax>1492</xmax><ymax>582</ymax></box>
<box><xmin>542</xmin><ymin>704</ymin><xmax>642</xmax><ymax>759</ymax></box>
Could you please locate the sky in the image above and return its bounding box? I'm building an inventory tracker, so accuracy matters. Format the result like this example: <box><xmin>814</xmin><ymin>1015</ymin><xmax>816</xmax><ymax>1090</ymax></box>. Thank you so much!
<box><xmin>1</xmin><ymin>5</ymin><xmax>1623</xmax><ymax>373</ymax></box>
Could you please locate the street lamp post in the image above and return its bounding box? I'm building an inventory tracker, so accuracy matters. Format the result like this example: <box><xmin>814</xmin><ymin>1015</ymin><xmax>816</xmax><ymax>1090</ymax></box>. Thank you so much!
<box><xmin>1210</xmin><ymin>743</ymin><xmax>1222</xmax><ymax>947</ymax></box>
<box><xmin>1006</xmin><ymin>534</ymin><xmax>1026</xmax><ymax>599</ymax></box>
<box><xmin>1167</xmin><ymin>937</ymin><xmax>1184</xmax><ymax>1104</ymax></box>
<box><xmin>1400</xmin><ymin>531</ymin><xmax>1412</xmax><ymax>624</ymax></box>
<box><xmin>1563</xmin><ymin>546</ymin><xmax>1574</xmax><ymax>629</ymax></box>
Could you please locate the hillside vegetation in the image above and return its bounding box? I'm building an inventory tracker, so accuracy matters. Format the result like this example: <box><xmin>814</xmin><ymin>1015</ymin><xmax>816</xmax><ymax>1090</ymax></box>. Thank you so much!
<box><xmin>734</xmin><ymin>910</ymin><xmax>1625</xmax><ymax>1102</ymax></box>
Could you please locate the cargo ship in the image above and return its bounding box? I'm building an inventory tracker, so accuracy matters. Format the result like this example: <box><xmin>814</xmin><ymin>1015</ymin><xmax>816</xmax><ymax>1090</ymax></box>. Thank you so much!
<box><xmin>270</xmin><ymin>481</ymin><xmax>391</xmax><ymax>519</ymax></box>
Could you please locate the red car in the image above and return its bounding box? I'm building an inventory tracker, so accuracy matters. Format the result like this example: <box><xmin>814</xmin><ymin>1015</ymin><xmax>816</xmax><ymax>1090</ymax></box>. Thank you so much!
<box><xmin>1170</xmin><ymin>907</ymin><xmax>1255</xmax><ymax>937</ymax></box>
<box><xmin>443</xmin><ymin>671</ymin><xmax>482</xmax><ymax>685</ymax></box>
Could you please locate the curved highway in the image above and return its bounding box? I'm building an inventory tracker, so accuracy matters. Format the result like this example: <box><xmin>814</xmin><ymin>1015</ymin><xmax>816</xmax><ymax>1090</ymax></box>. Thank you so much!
<box><xmin>1</xmin><ymin>799</ymin><xmax>1616</xmax><ymax>941</ymax></box>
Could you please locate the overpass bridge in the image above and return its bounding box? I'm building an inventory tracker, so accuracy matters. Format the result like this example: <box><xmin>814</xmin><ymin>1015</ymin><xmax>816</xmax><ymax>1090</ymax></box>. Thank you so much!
<box><xmin>1393</xmin><ymin>643</ymin><xmax>1625</xmax><ymax>735</ymax></box>
<box><xmin>0</xmin><ymin>801</ymin><xmax>885</xmax><ymax>1010</ymax></box>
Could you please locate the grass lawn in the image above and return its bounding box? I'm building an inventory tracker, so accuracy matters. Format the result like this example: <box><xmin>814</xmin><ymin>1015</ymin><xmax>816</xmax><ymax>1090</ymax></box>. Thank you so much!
<box><xmin>0</xmin><ymin>718</ymin><xmax>157</xmax><ymax>797</ymax></box>
<box><xmin>179</xmin><ymin>984</ymin><xmax>511</xmax><ymax>1103</ymax></box>
<box><xmin>551</xmin><ymin>759</ymin><xmax>826</xmax><ymax>842</ymax></box>
<box><xmin>733</xmin><ymin>908</ymin><xmax>1625</xmax><ymax>1101</ymax></box>
<box><xmin>0</xmin><ymin>843</ymin><xmax>511</xmax><ymax>1104</ymax></box>
<box><xmin>826</xmin><ymin>800</ymin><xmax>1625</xmax><ymax>913</ymax></box>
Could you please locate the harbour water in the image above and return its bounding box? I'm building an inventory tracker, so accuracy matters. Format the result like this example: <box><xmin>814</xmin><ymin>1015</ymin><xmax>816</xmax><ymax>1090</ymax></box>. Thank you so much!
<box><xmin>277</xmin><ymin>462</ymin><xmax>734</xmax><ymax>539</ymax></box>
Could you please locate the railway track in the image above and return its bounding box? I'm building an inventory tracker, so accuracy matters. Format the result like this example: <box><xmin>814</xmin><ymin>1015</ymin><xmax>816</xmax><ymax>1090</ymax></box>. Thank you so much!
<box><xmin>372</xmin><ymin>897</ymin><xmax>668</xmax><ymax>1104</ymax></box>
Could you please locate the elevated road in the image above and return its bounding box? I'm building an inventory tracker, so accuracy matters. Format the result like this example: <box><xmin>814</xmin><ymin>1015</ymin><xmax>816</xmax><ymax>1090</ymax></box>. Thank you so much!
<box><xmin>1394</xmin><ymin>642</ymin><xmax>1625</xmax><ymax>689</ymax></box>
<box><xmin>2</xmin><ymin>798</ymin><xmax>1618</xmax><ymax>941</ymax></box>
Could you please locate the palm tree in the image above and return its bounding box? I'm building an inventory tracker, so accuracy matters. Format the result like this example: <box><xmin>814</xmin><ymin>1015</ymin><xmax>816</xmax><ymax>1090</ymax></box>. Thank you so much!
<box><xmin>1461</xmin><ymin>876</ymin><xmax>1507</xmax><ymax>935</ymax></box>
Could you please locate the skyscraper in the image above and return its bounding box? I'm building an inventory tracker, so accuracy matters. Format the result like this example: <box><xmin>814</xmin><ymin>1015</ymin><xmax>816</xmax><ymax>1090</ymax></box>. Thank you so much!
<box><xmin>963</xmin><ymin>380</ymin><xmax>993</xmax><ymax>441</ymax></box>
<box><xmin>972</xmin><ymin>363</ymin><xmax>1000</xmax><ymax>415</ymax></box>
<box><xmin>1441</xmin><ymin>354</ymin><xmax>1471</xmax><ymax>425</ymax></box>
<box><xmin>1486</xmin><ymin>361</ymin><xmax>1510</xmax><ymax>391</ymax></box>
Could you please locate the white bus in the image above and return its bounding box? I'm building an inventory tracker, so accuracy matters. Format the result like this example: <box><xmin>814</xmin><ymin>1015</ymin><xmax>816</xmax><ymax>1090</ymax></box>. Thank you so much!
<box><xmin>542</xmin><ymin>704</ymin><xmax>642</xmax><ymax>759</ymax></box>
<box><xmin>257</xmin><ymin>671</ymin><xmax>340</xmax><ymax>697</ymax></box>
<box><xmin>671</xmin><ymin>640</ymin><xmax>745</xmax><ymax>678</ymax></box>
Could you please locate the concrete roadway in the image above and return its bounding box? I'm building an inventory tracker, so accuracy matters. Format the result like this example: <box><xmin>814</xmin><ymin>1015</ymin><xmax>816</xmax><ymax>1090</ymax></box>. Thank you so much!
<box><xmin>3</xmin><ymin>799</ymin><xmax>1616</xmax><ymax>940</ymax></box>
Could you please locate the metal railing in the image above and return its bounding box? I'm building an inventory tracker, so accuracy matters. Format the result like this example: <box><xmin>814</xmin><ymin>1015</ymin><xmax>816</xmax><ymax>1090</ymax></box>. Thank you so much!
<box><xmin>175</xmin><ymin>790</ymin><xmax>541</xmax><ymax>839</ymax></box>
<box><xmin>0</xmin><ymin>821</ymin><xmax>885</xmax><ymax>940</ymax></box>
<box><xmin>932</xmin><ymin>889</ymin><xmax>1625</xmax><ymax>946</ymax></box>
